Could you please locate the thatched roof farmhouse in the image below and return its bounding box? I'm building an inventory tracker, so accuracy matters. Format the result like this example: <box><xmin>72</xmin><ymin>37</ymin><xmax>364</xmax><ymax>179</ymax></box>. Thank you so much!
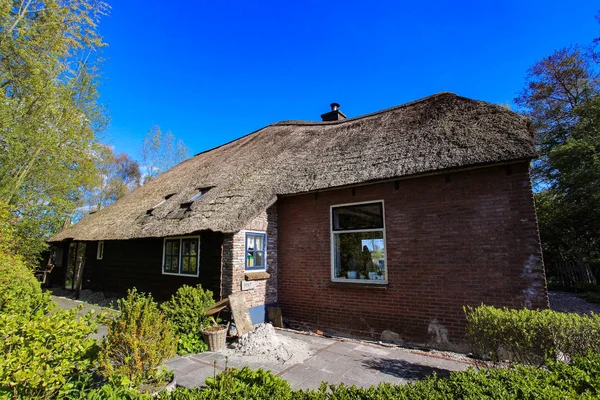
<box><xmin>47</xmin><ymin>93</ymin><xmax>547</xmax><ymax>350</ymax></box>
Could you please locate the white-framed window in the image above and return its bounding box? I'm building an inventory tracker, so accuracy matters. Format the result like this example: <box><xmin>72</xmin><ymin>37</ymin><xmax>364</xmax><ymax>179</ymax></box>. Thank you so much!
<box><xmin>162</xmin><ymin>236</ymin><xmax>200</xmax><ymax>277</ymax></box>
<box><xmin>245</xmin><ymin>232</ymin><xmax>267</xmax><ymax>271</ymax></box>
<box><xmin>331</xmin><ymin>200</ymin><xmax>387</xmax><ymax>283</ymax></box>
<box><xmin>96</xmin><ymin>241</ymin><xmax>104</xmax><ymax>260</ymax></box>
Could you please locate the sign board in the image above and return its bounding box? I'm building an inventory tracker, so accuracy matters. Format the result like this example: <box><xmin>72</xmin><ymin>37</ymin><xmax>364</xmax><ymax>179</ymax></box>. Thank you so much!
<box><xmin>228</xmin><ymin>292</ymin><xmax>253</xmax><ymax>336</ymax></box>
<box><xmin>241</xmin><ymin>280</ymin><xmax>257</xmax><ymax>291</ymax></box>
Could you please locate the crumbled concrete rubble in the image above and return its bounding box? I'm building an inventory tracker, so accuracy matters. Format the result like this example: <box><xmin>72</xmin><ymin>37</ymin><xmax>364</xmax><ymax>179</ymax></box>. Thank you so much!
<box><xmin>225</xmin><ymin>323</ymin><xmax>312</xmax><ymax>365</ymax></box>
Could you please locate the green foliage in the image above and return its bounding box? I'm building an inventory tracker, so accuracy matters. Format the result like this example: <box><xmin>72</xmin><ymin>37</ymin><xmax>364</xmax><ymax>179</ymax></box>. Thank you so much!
<box><xmin>74</xmin><ymin>146</ymin><xmax>142</xmax><ymax>222</ymax></box>
<box><xmin>515</xmin><ymin>22</ymin><xmax>600</xmax><ymax>268</ymax></box>
<box><xmin>155</xmin><ymin>354</ymin><xmax>600</xmax><ymax>399</ymax></box>
<box><xmin>0</xmin><ymin>202</ymin><xmax>49</xmax><ymax>313</ymax></box>
<box><xmin>100</xmin><ymin>288</ymin><xmax>177</xmax><ymax>386</ymax></box>
<box><xmin>0</xmin><ymin>0</ymin><xmax>110</xmax><ymax>263</ymax></box>
<box><xmin>177</xmin><ymin>333</ymin><xmax>209</xmax><ymax>356</ymax></box>
<box><xmin>0</xmin><ymin>204</ymin><xmax>100</xmax><ymax>398</ymax></box>
<box><xmin>161</xmin><ymin>284</ymin><xmax>215</xmax><ymax>355</ymax></box>
<box><xmin>464</xmin><ymin>304</ymin><xmax>600</xmax><ymax>365</ymax></box>
<box><xmin>0</xmin><ymin>234</ymin><xmax>51</xmax><ymax>315</ymax></box>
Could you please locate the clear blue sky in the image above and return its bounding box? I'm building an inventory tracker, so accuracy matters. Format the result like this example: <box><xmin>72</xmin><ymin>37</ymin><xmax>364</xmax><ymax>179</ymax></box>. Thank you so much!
<box><xmin>98</xmin><ymin>1</ymin><xmax>599</xmax><ymax>158</ymax></box>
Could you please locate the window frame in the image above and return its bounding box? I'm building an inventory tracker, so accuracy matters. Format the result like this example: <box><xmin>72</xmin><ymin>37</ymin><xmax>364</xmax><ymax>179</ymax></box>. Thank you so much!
<box><xmin>96</xmin><ymin>241</ymin><xmax>104</xmax><ymax>260</ymax></box>
<box><xmin>330</xmin><ymin>200</ymin><xmax>388</xmax><ymax>284</ymax></box>
<box><xmin>161</xmin><ymin>236</ymin><xmax>201</xmax><ymax>277</ymax></box>
<box><xmin>244</xmin><ymin>231</ymin><xmax>267</xmax><ymax>272</ymax></box>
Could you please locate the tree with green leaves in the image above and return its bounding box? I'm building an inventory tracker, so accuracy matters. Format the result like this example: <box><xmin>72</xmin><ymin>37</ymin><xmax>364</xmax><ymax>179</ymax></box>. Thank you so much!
<box><xmin>0</xmin><ymin>1</ymin><xmax>109</xmax><ymax>262</ymax></box>
<box><xmin>73</xmin><ymin>145</ymin><xmax>141</xmax><ymax>222</ymax></box>
<box><xmin>516</xmin><ymin>16</ymin><xmax>600</xmax><ymax>267</ymax></box>
<box><xmin>139</xmin><ymin>125</ymin><xmax>188</xmax><ymax>183</ymax></box>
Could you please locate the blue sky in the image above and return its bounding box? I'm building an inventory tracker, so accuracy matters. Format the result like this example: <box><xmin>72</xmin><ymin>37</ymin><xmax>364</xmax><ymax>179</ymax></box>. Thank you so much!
<box><xmin>98</xmin><ymin>1</ymin><xmax>599</xmax><ymax>158</ymax></box>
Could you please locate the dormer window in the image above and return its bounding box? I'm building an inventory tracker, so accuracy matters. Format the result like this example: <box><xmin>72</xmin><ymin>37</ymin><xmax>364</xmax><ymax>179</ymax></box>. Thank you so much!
<box><xmin>188</xmin><ymin>187</ymin><xmax>212</xmax><ymax>202</ymax></box>
<box><xmin>145</xmin><ymin>193</ymin><xmax>177</xmax><ymax>217</ymax></box>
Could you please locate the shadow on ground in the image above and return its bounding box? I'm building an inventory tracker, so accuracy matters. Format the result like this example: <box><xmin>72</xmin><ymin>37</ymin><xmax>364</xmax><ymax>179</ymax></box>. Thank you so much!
<box><xmin>362</xmin><ymin>357</ymin><xmax>453</xmax><ymax>380</ymax></box>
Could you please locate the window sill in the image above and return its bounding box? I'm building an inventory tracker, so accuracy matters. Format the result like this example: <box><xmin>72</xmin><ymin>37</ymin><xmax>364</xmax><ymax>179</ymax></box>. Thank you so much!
<box><xmin>329</xmin><ymin>280</ymin><xmax>388</xmax><ymax>289</ymax></box>
<box><xmin>245</xmin><ymin>271</ymin><xmax>270</xmax><ymax>281</ymax></box>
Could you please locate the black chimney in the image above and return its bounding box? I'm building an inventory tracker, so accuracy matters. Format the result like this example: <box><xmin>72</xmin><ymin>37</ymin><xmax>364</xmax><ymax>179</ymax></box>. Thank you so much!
<box><xmin>321</xmin><ymin>102</ymin><xmax>346</xmax><ymax>121</ymax></box>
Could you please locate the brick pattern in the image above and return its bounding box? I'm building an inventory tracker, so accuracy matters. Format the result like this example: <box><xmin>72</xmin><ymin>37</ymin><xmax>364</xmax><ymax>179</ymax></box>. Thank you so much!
<box><xmin>277</xmin><ymin>162</ymin><xmax>548</xmax><ymax>351</ymax></box>
<box><xmin>220</xmin><ymin>204</ymin><xmax>278</xmax><ymax>308</ymax></box>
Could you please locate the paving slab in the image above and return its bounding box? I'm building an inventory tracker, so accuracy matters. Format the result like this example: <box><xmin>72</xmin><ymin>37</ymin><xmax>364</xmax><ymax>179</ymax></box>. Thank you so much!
<box><xmin>170</xmin><ymin>329</ymin><xmax>472</xmax><ymax>390</ymax></box>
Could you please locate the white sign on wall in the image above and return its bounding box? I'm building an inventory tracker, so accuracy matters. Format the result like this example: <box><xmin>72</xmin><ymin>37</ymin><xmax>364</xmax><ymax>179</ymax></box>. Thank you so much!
<box><xmin>241</xmin><ymin>280</ymin><xmax>257</xmax><ymax>291</ymax></box>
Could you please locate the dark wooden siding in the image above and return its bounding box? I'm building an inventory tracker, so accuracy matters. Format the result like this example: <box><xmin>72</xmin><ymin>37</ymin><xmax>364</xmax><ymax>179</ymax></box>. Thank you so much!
<box><xmin>81</xmin><ymin>231</ymin><xmax>223</xmax><ymax>301</ymax></box>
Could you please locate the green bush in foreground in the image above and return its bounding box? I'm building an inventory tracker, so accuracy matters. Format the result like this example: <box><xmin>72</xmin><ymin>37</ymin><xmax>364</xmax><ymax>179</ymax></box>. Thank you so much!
<box><xmin>153</xmin><ymin>352</ymin><xmax>600</xmax><ymax>399</ymax></box>
<box><xmin>0</xmin><ymin>246</ymin><xmax>99</xmax><ymax>399</ymax></box>
<box><xmin>0</xmin><ymin>304</ymin><xmax>99</xmax><ymax>399</ymax></box>
<box><xmin>161</xmin><ymin>284</ymin><xmax>215</xmax><ymax>355</ymax></box>
<box><xmin>99</xmin><ymin>288</ymin><xmax>177</xmax><ymax>386</ymax></box>
<box><xmin>465</xmin><ymin>304</ymin><xmax>600</xmax><ymax>365</ymax></box>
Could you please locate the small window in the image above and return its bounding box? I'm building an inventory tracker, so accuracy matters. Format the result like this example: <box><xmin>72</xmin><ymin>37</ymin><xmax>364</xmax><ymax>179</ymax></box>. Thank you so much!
<box><xmin>245</xmin><ymin>232</ymin><xmax>266</xmax><ymax>271</ymax></box>
<box><xmin>331</xmin><ymin>201</ymin><xmax>386</xmax><ymax>283</ymax></box>
<box><xmin>188</xmin><ymin>187</ymin><xmax>212</xmax><ymax>202</ymax></box>
<box><xmin>162</xmin><ymin>237</ymin><xmax>200</xmax><ymax>276</ymax></box>
<box><xmin>96</xmin><ymin>241</ymin><xmax>104</xmax><ymax>260</ymax></box>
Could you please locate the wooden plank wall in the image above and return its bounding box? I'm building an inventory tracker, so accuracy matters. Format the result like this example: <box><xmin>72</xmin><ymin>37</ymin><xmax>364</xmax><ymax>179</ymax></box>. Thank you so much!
<box><xmin>81</xmin><ymin>231</ymin><xmax>223</xmax><ymax>301</ymax></box>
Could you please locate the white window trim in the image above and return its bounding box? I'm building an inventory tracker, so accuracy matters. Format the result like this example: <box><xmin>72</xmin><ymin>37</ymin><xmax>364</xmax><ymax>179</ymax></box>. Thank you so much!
<box><xmin>96</xmin><ymin>241</ymin><xmax>104</xmax><ymax>260</ymax></box>
<box><xmin>330</xmin><ymin>200</ymin><xmax>388</xmax><ymax>284</ymax></box>
<box><xmin>162</xmin><ymin>236</ymin><xmax>201</xmax><ymax>277</ymax></box>
<box><xmin>242</xmin><ymin>230</ymin><xmax>268</xmax><ymax>272</ymax></box>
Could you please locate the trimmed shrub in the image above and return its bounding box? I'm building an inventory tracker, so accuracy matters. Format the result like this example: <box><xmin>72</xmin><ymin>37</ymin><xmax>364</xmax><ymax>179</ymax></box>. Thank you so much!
<box><xmin>161</xmin><ymin>284</ymin><xmax>215</xmax><ymax>355</ymax></box>
<box><xmin>465</xmin><ymin>304</ymin><xmax>600</xmax><ymax>365</ymax></box>
<box><xmin>99</xmin><ymin>288</ymin><xmax>177</xmax><ymax>386</ymax></box>
<box><xmin>155</xmin><ymin>353</ymin><xmax>600</xmax><ymax>399</ymax></box>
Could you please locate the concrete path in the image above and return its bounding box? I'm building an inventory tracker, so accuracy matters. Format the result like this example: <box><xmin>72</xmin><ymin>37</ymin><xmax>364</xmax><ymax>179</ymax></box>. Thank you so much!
<box><xmin>166</xmin><ymin>330</ymin><xmax>472</xmax><ymax>390</ymax></box>
<box><xmin>51</xmin><ymin>295</ymin><xmax>109</xmax><ymax>340</ymax></box>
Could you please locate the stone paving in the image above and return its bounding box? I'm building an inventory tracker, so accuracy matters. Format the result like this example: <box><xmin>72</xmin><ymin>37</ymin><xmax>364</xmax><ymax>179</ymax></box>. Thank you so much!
<box><xmin>165</xmin><ymin>330</ymin><xmax>472</xmax><ymax>390</ymax></box>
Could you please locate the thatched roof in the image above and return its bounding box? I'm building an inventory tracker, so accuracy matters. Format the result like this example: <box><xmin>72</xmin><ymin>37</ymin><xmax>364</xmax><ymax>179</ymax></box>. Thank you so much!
<box><xmin>49</xmin><ymin>93</ymin><xmax>536</xmax><ymax>242</ymax></box>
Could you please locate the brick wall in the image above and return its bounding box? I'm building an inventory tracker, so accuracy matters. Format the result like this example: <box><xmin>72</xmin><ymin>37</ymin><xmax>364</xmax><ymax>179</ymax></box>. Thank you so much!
<box><xmin>221</xmin><ymin>204</ymin><xmax>278</xmax><ymax>309</ymax></box>
<box><xmin>277</xmin><ymin>162</ymin><xmax>548</xmax><ymax>351</ymax></box>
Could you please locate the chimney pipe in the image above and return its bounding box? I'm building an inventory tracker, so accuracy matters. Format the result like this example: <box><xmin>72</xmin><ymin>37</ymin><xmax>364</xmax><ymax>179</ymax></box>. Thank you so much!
<box><xmin>321</xmin><ymin>102</ymin><xmax>346</xmax><ymax>122</ymax></box>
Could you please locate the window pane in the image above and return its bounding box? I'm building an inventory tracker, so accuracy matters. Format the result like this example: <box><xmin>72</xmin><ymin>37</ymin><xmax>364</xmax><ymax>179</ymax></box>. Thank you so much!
<box><xmin>182</xmin><ymin>239</ymin><xmax>190</xmax><ymax>256</ymax></box>
<box><xmin>255</xmin><ymin>235</ymin><xmax>264</xmax><ymax>251</ymax></box>
<box><xmin>247</xmin><ymin>235</ymin><xmax>255</xmax><ymax>250</ymax></box>
<box><xmin>182</xmin><ymin>256</ymin><xmax>197</xmax><ymax>274</ymax></box>
<box><xmin>247</xmin><ymin>252</ymin><xmax>255</xmax><ymax>267</ymax></box>
<box><xmin>332</xmin><ymin>203</ymin><xmax>383</xmax><ymax>231</ymax></box>
<box><xmin>165</xmin><ymin>239</ymin><xmax>180</xmax><ymax>257</ymax></box>
<box><xmin>165</xmin><ymin>256</ymin><xmax>178</xmax><ymax>272</ymax></box>
<box><xmin>333</xmin><ymin>231</ymin><xmax>385</xmax><ymax>280</ymax></box>
<box><xmin>255</xmin><ymin>251</ymin><xmax>264</xmax><ymax>267</ymax></box>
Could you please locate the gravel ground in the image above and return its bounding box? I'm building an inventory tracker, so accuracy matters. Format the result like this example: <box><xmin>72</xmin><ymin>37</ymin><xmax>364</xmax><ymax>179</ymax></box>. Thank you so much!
<box><xmin>548</xmin><ymin>290</ymin><xmax>600</xmax><ymax>315</ymax></box>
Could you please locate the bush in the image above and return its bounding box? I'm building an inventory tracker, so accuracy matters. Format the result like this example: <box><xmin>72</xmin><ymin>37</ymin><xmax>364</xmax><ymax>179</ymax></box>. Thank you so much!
<box><xmin>465</xmin><ymin>304</ymin><xmax>600</xmax><ymax>365</ymax></box>
<box><xmin>161</xmin><ymin>284</ymin><xmax>215</xmax><ymax>355</ymax></box>
<box><xmin>0</xmin><ymin>205</ymin><xmax>52</xmax><ymax>316</ymax></box>
<box><xmin>99</xmin><ymin>288</ymin><xmax>177</xmax><ymax>386</ymax></box>
<box><xmin>155</xmin><ymin>353</ymin><xmax>600</xmax><ymax>399</ymax></box>
<box><xmin>0</xmin><ymin>298</ymin><xmax>99</xmax><ymax>398</ymax></box>
<box><xmin>177</xmin><ymin>333</ymin><xmax>209</xmax><ymax>355</ymax></box>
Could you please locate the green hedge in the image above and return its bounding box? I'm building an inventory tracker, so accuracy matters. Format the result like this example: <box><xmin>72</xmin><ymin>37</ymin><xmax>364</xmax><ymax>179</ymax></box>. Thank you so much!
<box><xmin>150</xmin><ymin>353</ymin><xmax>600</xmax><ymax>399</ymax></box>
<box><xmin>0</xmin><ymin>220</ymin><xmax>100</xmax><ymax>398</ymax></box>
<box><xmin>465</xmin><ymin>304</ymin><xmax>600</xmax><ymax>365</ymax></box>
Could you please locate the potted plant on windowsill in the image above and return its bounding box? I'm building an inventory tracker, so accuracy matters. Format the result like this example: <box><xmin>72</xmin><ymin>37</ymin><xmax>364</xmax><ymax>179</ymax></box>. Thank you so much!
<box><xmin>201</xmin><ymin>317</ymin><xmax>228</xmax><ymax>351</ymax></box>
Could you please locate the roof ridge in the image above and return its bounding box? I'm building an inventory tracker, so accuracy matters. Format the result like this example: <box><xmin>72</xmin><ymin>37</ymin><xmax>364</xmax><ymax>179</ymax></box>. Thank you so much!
<box><xmin>193</xmin><ymin>92</ymin><xmax>459</xmax><ymax>157</ymax></box>
<box><xmin>274</xmin><ymin>92</ymin><xmax>459</xmax><ymax>126</ymax></box>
